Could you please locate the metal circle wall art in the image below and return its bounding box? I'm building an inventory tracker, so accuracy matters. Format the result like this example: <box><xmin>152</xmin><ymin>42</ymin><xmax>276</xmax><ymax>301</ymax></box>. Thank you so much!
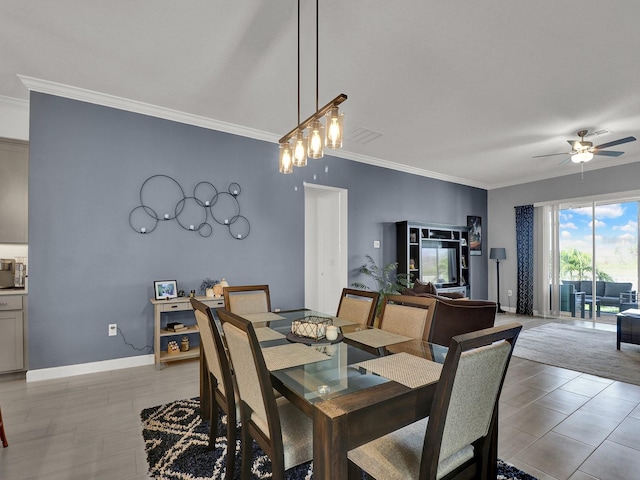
<box><xmin>129</xmin><ymin>175</ymin><xmax>250</xmax><ymax>240</ymax></box>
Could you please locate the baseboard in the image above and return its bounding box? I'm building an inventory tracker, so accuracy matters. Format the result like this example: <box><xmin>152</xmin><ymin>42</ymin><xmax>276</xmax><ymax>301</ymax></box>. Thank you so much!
<box><xmin>26</xmin><ymin>354</ymin><xmax>155</xmax><ymax>382</ymax></box>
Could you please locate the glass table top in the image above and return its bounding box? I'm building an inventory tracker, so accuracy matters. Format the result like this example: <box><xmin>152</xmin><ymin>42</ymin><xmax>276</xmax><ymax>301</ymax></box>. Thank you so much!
<box><xmin>252</xmin><ymin>309</ymin><xmax>448</xmax><ymax>405</ymax></box>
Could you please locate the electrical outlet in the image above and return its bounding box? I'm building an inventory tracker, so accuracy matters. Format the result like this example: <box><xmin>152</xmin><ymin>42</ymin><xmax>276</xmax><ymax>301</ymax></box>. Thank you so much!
<box><xmin>507</xmin><ymin>290</ymin><xmax>513</xmax><ymax>297</ymax></box>
<box><xmin>108</xmin><ymin>323</ymin><xmax>117</xmax><ymax>336</ymax></box>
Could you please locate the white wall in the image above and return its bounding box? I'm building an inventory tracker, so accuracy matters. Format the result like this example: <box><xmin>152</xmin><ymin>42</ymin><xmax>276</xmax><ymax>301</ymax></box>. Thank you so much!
<box><xmin>488</xmin><ymin>162</ymin><xmax>640</xmax><ymax>312</ymax></box>
<box><xmin>0</xmin><ymin>96</ymin><xmax>29</xmax><ymax>141</ymax></box>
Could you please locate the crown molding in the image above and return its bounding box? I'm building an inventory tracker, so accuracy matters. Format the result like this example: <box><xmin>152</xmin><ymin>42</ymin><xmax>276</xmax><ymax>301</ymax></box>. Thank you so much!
<box><xmin>0</xmin><ymin>94</ymin><xmax>29</xmax><ymax>111</ymax></box>
<box><xmin>17</xmin><ymin>75</ymin><xmax>489</xmax><ymax>189</ymax></box>
<box><xmin>18</xmin><ymin>75</ymin><xmax>277</xmax><ymax>143</ymax></box>
<box><xmin>333</xmin><ymin>149</ymin><xmax>490</xmax><ymax>189</ymax></box>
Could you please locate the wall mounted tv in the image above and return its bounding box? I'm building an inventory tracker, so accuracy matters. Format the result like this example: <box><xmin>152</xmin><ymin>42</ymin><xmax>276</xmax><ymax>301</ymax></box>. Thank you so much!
<box><xmin>421</xmin><ymin>240</ymin><xmax>459</xmax><ymax>287</ymax></box>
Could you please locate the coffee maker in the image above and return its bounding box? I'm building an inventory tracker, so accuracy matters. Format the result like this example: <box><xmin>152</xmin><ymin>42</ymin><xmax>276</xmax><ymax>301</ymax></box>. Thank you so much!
<box><xmin>0</xmin><ymin>259</ymin><xmax>15</xmax><ymax>288</ymax></box>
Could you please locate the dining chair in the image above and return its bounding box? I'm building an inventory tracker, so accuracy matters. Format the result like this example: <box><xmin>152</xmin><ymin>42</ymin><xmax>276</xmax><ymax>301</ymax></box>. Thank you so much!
<box><xmin>379</xmin><ymin>294</ymin><xmax>436</xmax><ymax>341</ymax></box>
<box><xmin>336</xmin><ymin>288</ymin><xmax>380</xmax><ymax>327</ymax></box>
<box><xmin>190</xmin><ymin>298</ymin><xmax>236</xmax><ymax>480</ymax></box>
<box><xmin>347</xmin><ymin>322</ymin><xmax>522</xmax><ymax>480</ymax></box>
<box><xmin>428</xmin><ymin>297</ymin><xmax>497</xmax><ymax>347</ymax></box>
<box><xmin>218</xmin><ymin>308</ymin><xmax>313</xmax><ymax>480</ymax></box>
<box><xmin>0</xmin><ymin>404</ymin><xmax>7</xmax><ymax>447</ymax></box>
<box><xmin>223</xmin><ymin>284</ymin><xmax>272</xmax><ymax>315</ymax></box>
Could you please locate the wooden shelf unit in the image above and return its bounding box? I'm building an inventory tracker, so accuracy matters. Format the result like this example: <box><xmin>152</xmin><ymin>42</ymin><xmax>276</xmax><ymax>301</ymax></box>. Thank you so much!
<box><xmin>396</xmin><ymin>221</ymin><xmax>470</xmax><ymax>297</ymax></box>
<box><xmin>150</xmin><ymin>295</ymin><xmax>225</xmax><ymax>365</ymax></box>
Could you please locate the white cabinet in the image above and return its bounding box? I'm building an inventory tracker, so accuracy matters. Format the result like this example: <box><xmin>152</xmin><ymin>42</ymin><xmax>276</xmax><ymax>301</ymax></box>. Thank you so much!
<box><xmin>0</xmin><ymin>139</ymin><xmax>29</xmax><ymax>243</ymax></box>
<box><xmin>0</xmin><ymin>295</ymin><xmax>25</xmax><ymax>372</ymax></box>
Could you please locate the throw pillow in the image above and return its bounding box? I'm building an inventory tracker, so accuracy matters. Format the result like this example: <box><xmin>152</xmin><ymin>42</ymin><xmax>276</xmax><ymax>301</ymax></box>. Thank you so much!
<box><xmin>413</xmin><ymin>280</ymin><xmax>438</xmax><ymax>295</ymax></box>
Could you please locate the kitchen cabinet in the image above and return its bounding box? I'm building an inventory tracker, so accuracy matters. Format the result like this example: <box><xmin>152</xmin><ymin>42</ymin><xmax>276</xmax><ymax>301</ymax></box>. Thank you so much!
<box><xmin>0</xmin><ymin>139</ymin><xmax>29</xmax><ymax>243</ymax></box>
<box><xmin>0</xmin><ymin>294</ymin><xmax>25</xmax><ymax>372</ymax></box>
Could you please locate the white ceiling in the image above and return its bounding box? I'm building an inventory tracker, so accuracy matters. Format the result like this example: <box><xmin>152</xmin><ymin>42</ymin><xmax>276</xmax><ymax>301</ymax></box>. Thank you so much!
<box><xmin>3</xmin><ymin>0</ymin><xmax>640</xmax><ymax>189</ymax></box>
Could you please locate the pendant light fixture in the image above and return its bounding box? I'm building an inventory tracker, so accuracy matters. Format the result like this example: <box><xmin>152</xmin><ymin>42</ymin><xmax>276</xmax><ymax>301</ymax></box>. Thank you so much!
<box><xmin>278</xmin><ymin>0</ymin><xmax>347</xmax><ymax>173</ymax></box>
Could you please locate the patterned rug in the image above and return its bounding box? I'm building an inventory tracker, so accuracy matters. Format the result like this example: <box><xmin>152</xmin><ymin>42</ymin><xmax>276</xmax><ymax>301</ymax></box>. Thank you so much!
<box><xmin>141</xmin><ymin>398</ymin><xmax>537</xmax><ymax>480</ymax></box>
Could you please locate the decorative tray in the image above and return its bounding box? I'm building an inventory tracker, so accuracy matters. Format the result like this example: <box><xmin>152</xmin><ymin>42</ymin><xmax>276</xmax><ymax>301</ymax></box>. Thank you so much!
<box><xmin>286</xmin><ymin>332</ymin><xmax>344</xmax><ymax>345</ymax></box>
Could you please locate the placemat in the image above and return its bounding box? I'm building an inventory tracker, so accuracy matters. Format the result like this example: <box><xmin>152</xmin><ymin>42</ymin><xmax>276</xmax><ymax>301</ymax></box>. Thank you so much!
<box><xmin>343</xmin><ymin>328</ymin><xmax>412</xmax><ymax>348</ymax></box>
<box><xmin>262</xmin><ymin>343</ymin><xmax>330</xmax><ymax>371</ymax></box>
<box><xmin>254</xmin><ymin>327</ymin><xmax>286</xmax><ymax>342</ymax></box>
<box><xmin>331</xmin><ymin>316</ymin><xmax>357</xmax><ymax>327</ymax></box>
<box><xmin>241</xmin><ymin>312</ymin><xmax>286</xmax><ymax>323</ymax></box>
<box><xmin>354</xmin><ymin>352</ymin><xmax>442</xmax><ymax>388</ymax></box>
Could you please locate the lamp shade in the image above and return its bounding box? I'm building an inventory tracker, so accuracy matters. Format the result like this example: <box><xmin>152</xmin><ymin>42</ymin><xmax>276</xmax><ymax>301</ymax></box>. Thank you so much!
<box><xmin>489</xmin><ymin>248</ymin><xmax>506</xmax><ymax>260</ymax></box>
<box><xmin>571</xmin><ymin>151</ymin><xmax>593</xmax><ymax>163</ymax></box>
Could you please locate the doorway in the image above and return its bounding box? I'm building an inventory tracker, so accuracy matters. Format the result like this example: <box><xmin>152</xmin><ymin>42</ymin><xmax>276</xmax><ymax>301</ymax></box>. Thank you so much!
<box><xmin>304</xmin><ymin>183</ymin><xmax>348</xmax><ymax>314</ymax></box>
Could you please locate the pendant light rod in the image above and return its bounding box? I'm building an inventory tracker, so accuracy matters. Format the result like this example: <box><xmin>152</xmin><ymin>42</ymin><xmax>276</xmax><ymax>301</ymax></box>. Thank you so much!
<box><xmin>279</xmin><ymin>93</ymin><xmax>347</xmax><ymax>144</ymax></box>
<box><xmin>297</xmin><ymin>0</ymin><xmax>301</xmax><ymax>127</ymax></box>
<box><xmin>315</xmin><ymin>0</ymin><xmax>319</xmax><ymax>113</ymax></box>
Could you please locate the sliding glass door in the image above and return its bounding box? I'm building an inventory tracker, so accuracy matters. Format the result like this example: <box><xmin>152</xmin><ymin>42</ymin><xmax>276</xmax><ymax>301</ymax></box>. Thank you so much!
<box><xmin>557</xmin><ymin>200</ymin><xmax>638</xmax><ymax>320</ymax></box>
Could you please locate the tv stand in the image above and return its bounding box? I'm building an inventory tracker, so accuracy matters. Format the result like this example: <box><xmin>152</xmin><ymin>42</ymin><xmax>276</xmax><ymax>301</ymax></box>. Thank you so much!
<box><xmin>396</xmin><ymin>221</ymin><xmax>470</xmax><ymax>297</ymax></box>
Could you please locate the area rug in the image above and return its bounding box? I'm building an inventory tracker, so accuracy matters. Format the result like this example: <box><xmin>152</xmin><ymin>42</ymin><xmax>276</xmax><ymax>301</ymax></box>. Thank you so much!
<box><xmin>141</xmin><ymin>397</ymin><xmax>537</xmax><ymax>480</ymax></box>
<box><xmin>513</xmin><ymin>323</ymin><xmax>640</xmax><ymax>386</ymax></box>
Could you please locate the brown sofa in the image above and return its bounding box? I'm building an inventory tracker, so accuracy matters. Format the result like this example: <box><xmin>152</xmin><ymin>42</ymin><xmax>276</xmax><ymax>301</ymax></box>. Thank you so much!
<box><xmin>401</xmin><ymin>283</ymin><xmax>497</xmax><ymax>346</ymax></box>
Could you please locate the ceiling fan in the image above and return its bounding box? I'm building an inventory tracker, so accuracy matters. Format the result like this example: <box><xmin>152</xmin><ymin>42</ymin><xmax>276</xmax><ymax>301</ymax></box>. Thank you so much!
<box><xmin>533</xmin><ymin>129</ymin><xmax>637</xmax><ymax>164</ymax></box>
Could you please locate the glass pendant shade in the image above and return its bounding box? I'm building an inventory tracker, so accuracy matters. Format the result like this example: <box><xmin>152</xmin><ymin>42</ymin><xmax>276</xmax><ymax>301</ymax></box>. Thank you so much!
<box><xmin>325</xmin><ymin>106</ymin><xmax>344</xmax><ymax>149</ymax></box>
<box><xmin>279</xmin><ymin>142</ymin><xmax>293</xmax><ymax>174</ymax></box>
<box><xmin>293</xmin><ymin>131</ymin><xmax>308</xmax><ymax>167</ymax></box>
<box><xmin>307</xmin><ymin>119</ymin><xmax>325</xmax><ymax>159</ymax></box>
<box><xmin>571</xmin><ymin>151</ymin><xmax>593</xmax><ymax>163</ymax></box>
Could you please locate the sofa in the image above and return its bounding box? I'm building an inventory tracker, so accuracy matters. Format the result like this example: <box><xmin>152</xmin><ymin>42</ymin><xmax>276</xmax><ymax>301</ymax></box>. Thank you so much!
<box><xmin>400</xmin><ymin>282</ymin><xmax>497</xmax><ymax>346</ymax></box>
<box><xmin>561</xmin><ymin>280</ymin><xmax>634</xmax><ymax>309</ymax></box>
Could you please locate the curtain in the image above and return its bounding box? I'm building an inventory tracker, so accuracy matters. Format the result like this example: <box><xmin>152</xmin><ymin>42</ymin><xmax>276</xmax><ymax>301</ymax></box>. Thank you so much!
<box><xmin>534</xmin><ymin>205</ymin><xmax>560</xmax><ymax>317</ymax></box>
<box><xmin>515</xmin><ymin>205</ymin><xmax>534</xmax><ymax>315</ymax></box>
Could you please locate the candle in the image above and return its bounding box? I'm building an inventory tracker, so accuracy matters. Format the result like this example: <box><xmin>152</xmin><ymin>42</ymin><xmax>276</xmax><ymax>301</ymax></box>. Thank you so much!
<box><xmin>140</xmin><ymin>227</ymin><xmax>146</xmax><ymax>233</ymax></box>
<box><xmin>233</xmin><ymin>189</ymin><xmax>238</xmax><ymax>195</ymax></box>
<box><xmin>189</xmin><ymin>225</ymin><xmax>194</xmax><ymax>230</ymax></box>
<box><xmin>237</xmin><ymin>234</ymin><xmax>241</xmax><ymax>239</ymax></box>
<box><xmin>164</xmin><ymin>213</ymin><xmax>169</xmax><ymax>219</ymax></box>
<box><xmin>224</xmin><ymin>219</ymin><xmax>229</xmax><ymax>224</ymax></box>
<box><xmin>205</xmin><ymin>201</ymin><xmax>210</xmax><ymax>206</ymax></box>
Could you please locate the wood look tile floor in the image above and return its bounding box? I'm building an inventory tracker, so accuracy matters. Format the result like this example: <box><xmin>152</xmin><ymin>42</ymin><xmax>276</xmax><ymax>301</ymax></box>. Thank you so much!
<box><xmin>0</xmin><ymin>315</ymin><xmax>638</xmax><ymax>480</ymax></box>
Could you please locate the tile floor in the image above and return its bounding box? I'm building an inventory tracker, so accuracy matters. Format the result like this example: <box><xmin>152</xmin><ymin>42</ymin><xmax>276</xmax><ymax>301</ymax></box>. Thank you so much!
<box><xmin>0</xmin><ymin>315</ymin><xmax>638</xmax><ymax>480</ymax></box>
<box><xmin>495</xmin><ymin>313</ymin><xmax>640</xmax><ymax>480</ymax></box>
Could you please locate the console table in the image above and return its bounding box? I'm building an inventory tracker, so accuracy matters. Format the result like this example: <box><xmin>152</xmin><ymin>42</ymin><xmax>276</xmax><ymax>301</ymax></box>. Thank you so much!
<box><xmin>616</xmin><ymin>308</ymin><xmax>640</xmax><ymax>350</ymax></box>
<box><xmin>150</xmin><ymin>296</ymin><xmax>224</xmax><ymax>365</ymax></box>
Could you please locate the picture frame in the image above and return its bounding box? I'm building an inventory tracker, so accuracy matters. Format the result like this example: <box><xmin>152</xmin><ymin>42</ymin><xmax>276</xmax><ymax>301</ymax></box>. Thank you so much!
<box><xmin>154</xmin><ymin>280</ymin><xmax>178</xmax><ymax>300</ymax></box>
<box><xmin>467</xmin><ymin>216</ymin><xmax>482</xmax><ymax>256</ymax></box>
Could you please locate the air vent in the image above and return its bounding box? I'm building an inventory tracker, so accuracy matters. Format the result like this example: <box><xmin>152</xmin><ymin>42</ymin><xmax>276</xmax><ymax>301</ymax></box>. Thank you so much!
<box><xmin>586</xmin><ymin>128</ymin><xmax>613</xmax><ymax>138</ymax></box>
<box><xmin>345</xmin><ymin>126</ymin><xmax>383</xmax><ymax>145</ymax></box>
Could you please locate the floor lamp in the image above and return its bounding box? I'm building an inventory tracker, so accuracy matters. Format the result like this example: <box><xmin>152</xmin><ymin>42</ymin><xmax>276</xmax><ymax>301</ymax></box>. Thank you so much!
<box><xmin>490</xmin><ymin>248</ymin><xmax>506</xmax><ymax>313</ymax></box>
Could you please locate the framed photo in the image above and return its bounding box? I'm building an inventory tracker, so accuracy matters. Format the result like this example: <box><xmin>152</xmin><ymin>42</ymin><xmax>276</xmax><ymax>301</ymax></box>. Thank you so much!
<box><xmin>467</xmin><ymin>216</ymin><xmax>482</xmax><ymax>256</ymax></box>
<box><xmin>154</xmin><ymin>280</ymin><xmax>178</xmax><ymax>300</ymax></box>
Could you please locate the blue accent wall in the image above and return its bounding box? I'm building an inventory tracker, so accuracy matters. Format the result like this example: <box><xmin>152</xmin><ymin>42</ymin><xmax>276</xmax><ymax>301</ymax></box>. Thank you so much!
<box><xmin>28</xmin><ymin>92</ymin><xmax>487</xmax><ymax>369</ymax></box>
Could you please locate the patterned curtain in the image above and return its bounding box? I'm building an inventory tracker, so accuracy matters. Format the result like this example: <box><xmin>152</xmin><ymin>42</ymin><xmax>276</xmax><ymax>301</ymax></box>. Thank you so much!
<box><xmin>515</xmin><ymin>205</ymin><xmax>534</xmax><ymax>315</ymax></box>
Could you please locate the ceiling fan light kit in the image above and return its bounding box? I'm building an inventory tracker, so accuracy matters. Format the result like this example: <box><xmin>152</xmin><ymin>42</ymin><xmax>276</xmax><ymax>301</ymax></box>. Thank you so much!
<box><xmin>534</xmin><ymin>129</ymin><xmax>637</xmax><ymax>167</ymax></box>
<box><xmin>278</xmin><ymin>0</ymin><xmax>347</xmax><ymax>174</ymax></box>
<box><xmin>571</xmin><ymin>151</ymin><xmax>594</xmax><ymax>163</ymax></box>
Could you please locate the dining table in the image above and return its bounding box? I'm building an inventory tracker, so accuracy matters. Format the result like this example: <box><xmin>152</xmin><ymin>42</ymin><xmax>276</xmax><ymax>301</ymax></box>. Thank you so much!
<box><xmin>200</xmin><ymin>308</ymin><xmax>499</xmax><ymax>479</ymax></box>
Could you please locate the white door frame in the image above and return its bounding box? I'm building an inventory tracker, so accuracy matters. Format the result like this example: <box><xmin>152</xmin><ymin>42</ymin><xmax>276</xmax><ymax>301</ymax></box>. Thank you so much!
<box><xmin>304</xmin><ymin>183</ymin><xmax>348</xmax><ymax>314</ymax></box>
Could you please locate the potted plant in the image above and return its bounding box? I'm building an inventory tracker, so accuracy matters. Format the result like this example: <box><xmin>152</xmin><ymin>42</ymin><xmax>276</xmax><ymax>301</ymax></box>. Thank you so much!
<box><xmin>352</xmin><ymin>254</ymin><xmax>411</xmax><ymax>316</ymax></box>
<box><xmin>199</xmin><ymin>278</ymin><xmax>219</xmax><ymax>298</ymax></box>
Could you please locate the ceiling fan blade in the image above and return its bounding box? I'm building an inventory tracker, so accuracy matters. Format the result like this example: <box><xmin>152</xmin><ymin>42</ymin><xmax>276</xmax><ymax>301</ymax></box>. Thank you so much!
<box><xmin>594</xmin><ymin>136</ymin><xmax>636</xmax><ymax>150</ymax></box>
<box><xmin>532</xmin><ymin>152</ymin><xmax>570</xmax><ymax>158</ymax></box>
<box><xmin>593</xmin><ymin>150</ymin><xmax>624</xmax><ymax>157</ymax></box>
